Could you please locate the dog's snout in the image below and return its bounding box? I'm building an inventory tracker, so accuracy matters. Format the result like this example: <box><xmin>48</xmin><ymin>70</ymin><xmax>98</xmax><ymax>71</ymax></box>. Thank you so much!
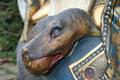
<box><xmin>22</xmin><ymin>48</ymin><xmax>32</xmax><ymax>62</ymax></box>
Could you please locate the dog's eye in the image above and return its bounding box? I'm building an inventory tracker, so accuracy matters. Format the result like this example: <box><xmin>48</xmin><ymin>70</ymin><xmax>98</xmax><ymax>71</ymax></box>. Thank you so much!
<box><xmin>50</xmin><ymin>26</ymin><xmax>62</xmax><ymax>38</ymax></box>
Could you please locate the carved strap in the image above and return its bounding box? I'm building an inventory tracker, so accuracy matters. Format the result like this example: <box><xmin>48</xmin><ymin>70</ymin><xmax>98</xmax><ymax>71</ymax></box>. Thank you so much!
<box><xmin>101</xmin><ymin>0</ymin><xmax>116</xmax><ymax>60</ymax></box>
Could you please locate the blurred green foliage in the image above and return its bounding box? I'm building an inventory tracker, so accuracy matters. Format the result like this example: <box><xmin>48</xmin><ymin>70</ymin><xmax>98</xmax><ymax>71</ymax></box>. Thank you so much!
<box><xmin>0</xmin><ymin>0</ymin><xmax>23</xmax><ymax>62</ymax></box>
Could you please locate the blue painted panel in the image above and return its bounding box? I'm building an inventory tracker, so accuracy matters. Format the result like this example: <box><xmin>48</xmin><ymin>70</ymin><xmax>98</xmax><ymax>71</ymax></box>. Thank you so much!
<box><xmin>45</xmin><ymin>36</ymin><xmax>101</xmax><ymax>80</ymax></box>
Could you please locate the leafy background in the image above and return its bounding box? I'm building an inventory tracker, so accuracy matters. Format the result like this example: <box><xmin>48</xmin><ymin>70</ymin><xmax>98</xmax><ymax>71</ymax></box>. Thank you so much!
<box><xmin>0</xmin><ymin>0</ymin><xmax>23</xmax><ymax>63</ymax></box>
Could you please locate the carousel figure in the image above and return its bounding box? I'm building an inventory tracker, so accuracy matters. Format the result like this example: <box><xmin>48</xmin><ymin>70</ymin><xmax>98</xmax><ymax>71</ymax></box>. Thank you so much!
<box><xmin>16</xmin><ymin>0</ymin><xmax>120</xmax><ymax>80</ymax></box>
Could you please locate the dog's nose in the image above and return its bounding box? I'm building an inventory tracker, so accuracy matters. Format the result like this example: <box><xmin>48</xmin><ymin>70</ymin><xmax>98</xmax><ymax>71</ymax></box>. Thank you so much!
<box><xmin>22</xmin><ymin>48</ymin><xmax>32</xmax><ymax>62</ymax></box>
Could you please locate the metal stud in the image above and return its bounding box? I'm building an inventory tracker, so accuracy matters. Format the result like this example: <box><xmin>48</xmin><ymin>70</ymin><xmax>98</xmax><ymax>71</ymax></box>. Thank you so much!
<box><xmin>103</xmin><ymin>32</ymin><xmax>107</xmax><ymax>36</ymax></box>
<box><xmin>108</xmin><ymin>1</ymin><xmax>112</xmax><ymax>5</ymax></box>
<box><xmin>89</xmin><ymin>56</ymin><xmax>92</xmax><ymax>60</ymax></box>
<box><xmin>100</xmin><ymin>47</ymin><xmax>104</xmax><ymax>51</ymax></box>
<box><xmin>103</xmin><ymin>37</ymin><xmax>106</xmax><ymax>41</ymax></box>
<box><xmin>106</xmin><ymin>11</ymin><xmax>110</xmax><ymax>15</ymax></box>
<box><xmin>81</xmin><ymin>62</ymin><xmax>85</xmax><ymax>65</ymax></box>
<box><xmin>92</xmin><ymin>53</ymin><xmax>97</xmax><ymax>57</ymax></box>
<box><xmin>97</xmin><ymin>50</ymin><xmax>100</xmax><ymax>54</ymax></box>
<box><xmin>75</xmin><ymin>71</ymin><xmax>79</xmax><ymax>76</ymax></box>
<box><xmin>104</xmin><ymin>19</ymin><xmax>108</xmax><ymax>23</ymax></box>
<box><xmin>108</xmin><ymin>6</ymin><xmax>111</xmax><ymax>9</ymax></box>
<box><xmin>73</xmin><ymin>67</ymin><xmax>77</xmax><ymax>71</ymax></box>
<box><xmin>101</xmin><ymin>76</ymin><xmax>105</xmax><ymax>80</ymax></box>
<box><xmin>77</xmin><ymin>75</ymin><xmax>82</xmax><ymax>79</ymax></box>
<box><xmin>85</xmin><ymin>58</ymin><xmax>89</xmax><ymax>62</ymax></box>
<box><xmin>104</xmin><ymin>23</ymin><xmax>108</xmax><ymax>26</ymax></box>
<box><xmin>105</xmin><ymin>15</ymin><xmax>109</xmax><ymax>19</ymax></box>
<box><xmin>104</xmin><ymin>27</ymin><xmax>107</xmax><ymax>31</ymax></box>
<box><xmin>78</xmin><ymin>64</ymin><xmax>82</xmax><ymax>68</ymax></box>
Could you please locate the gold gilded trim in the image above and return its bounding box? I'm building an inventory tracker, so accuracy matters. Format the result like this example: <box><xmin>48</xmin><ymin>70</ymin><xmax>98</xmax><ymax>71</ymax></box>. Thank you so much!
<box><xmin>78</xmin><ymin>51</ymin><xmax>104</xmax><ymax>71</ymax></box>
<box><xmin>69</xmin><ymin>42</ymin><xmax>104</xmax><ymax>80</ymax></box>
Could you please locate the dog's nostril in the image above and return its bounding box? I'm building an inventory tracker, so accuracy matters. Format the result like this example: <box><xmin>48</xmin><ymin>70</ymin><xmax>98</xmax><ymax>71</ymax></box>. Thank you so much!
<box><xmin>22</xmin><ymin>49</ymin><xmax>34</xmax><ymax>62</ymax></box>
<box><xmin>23</xmin><ymin>54</ymin><xmax>29</xmax><ymax>62</ymax></box>
<box><xmin>22</xmin><ymin>48</ymin><xmax>31</xmax><ymax>62</ymax></box>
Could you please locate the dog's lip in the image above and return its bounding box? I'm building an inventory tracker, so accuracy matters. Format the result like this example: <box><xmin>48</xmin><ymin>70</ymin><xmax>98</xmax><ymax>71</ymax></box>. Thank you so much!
<box><xmin>23</xmin><ymin>53</ymin><xmax>64</xmax><ymax>74</ymax></box>
<box><xmin>50</xmin><ymin>54</ymin><xmax>64</xmax><ymax>66</ymax></box>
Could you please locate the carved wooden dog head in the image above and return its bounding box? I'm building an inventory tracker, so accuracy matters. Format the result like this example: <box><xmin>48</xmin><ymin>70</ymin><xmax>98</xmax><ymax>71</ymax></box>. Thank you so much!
<box><xmin>22</xmin><ymin>8</ymin><xmax>94</xmax><ymax>74</ymax></box>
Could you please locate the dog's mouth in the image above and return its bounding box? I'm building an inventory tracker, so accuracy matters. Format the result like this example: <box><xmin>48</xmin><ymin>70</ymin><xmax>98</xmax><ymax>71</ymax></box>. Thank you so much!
<box><xmin>23</xmin><ymin>52</ymin><xmax>64</xmax><ymax>74</ymax></box>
